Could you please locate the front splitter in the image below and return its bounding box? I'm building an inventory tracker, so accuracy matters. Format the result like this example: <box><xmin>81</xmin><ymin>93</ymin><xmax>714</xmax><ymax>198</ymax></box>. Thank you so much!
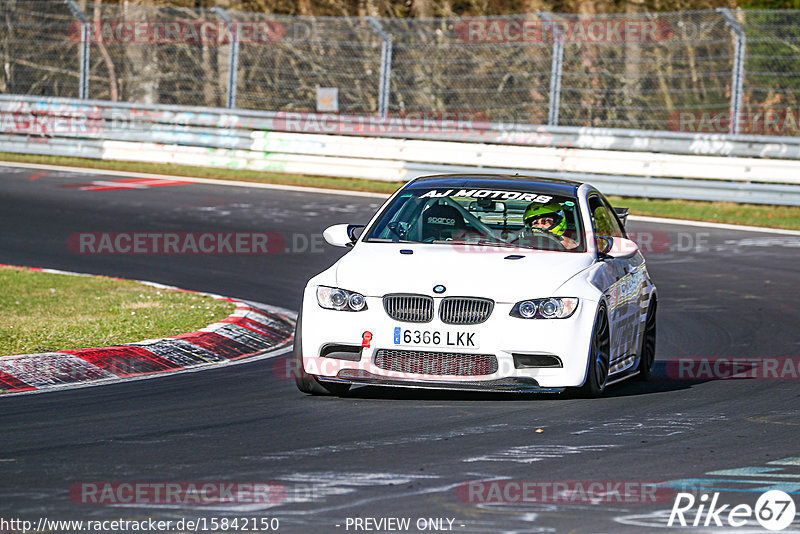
<box><xmin>319</xmin><ymin>369</ymin><xmax>566</xmax><ymax>393</ymax></box>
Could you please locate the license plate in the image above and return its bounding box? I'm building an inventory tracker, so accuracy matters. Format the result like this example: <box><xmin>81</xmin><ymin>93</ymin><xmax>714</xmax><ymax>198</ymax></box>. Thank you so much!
<box><xmin>392</xmin><ymin>327</ymin><xmax>480</xmax><ymax>349</ymax></box>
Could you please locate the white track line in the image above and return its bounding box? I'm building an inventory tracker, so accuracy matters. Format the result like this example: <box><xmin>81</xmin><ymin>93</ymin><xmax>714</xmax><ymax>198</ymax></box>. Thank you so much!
<box><xmin>3</xmin><ymin>160</ymin><xmax>798</xmax><ymax>234</ymax></box>
<box><xmin>0</xmin><ymin>161</ymin><xmax>390</xmax><ymax>198</ymax></box>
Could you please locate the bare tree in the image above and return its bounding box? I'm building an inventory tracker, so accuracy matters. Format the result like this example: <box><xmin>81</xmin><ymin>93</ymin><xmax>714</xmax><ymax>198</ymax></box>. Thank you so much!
<box><xmin>93</xmin><ymin>0</ymin><xmax>120</xmax><ymax>101</ymax></box>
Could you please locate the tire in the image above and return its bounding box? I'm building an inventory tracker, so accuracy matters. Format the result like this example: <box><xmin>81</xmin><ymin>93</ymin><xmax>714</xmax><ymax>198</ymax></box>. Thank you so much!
<box><xmin>636</xmin><ymin>299</ymin><xmax>657</xmax><ymax>381</ymax></box>
<box><xmin>293</xmin><ymin>309</ymin><xmax>351</xmax><ymax>396</ymax></box>
<box><xmin>577</xmin><ymin>305</ymin><xmax>611</xmax><ymax>398</ymax></box>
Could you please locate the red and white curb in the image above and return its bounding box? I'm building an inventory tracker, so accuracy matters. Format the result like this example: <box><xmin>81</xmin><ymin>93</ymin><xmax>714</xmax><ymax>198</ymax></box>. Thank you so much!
<box><xmin>0</xmin><ymin>265</ymin><xmax>296</xmax><ymax>395</ymax></box>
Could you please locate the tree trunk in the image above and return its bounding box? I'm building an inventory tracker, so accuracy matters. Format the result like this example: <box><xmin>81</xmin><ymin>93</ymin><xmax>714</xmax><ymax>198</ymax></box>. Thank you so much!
<box><xmin>93</xmin><ymin>0</ymin><xmax>119</xmax><ymax>101</ymax></box>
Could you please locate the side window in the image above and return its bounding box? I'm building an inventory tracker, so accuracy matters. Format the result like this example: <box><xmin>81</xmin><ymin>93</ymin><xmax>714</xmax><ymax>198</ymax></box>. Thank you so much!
<box><xmin>600</xmin><ymin>197</ymin><xmax>626</xmax><ymax>238</ymax></box>
<box><xmin>588</xmin><ymin>196</ymin><xmax>623</xmax><ymax>238</ymax></box>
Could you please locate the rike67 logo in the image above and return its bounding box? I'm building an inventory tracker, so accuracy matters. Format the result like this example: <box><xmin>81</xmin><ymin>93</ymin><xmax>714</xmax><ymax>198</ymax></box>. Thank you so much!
<box><xmin>668</xmin><ymin>490</ymin><xmax>796</xmax><ymax>531</ymax></box>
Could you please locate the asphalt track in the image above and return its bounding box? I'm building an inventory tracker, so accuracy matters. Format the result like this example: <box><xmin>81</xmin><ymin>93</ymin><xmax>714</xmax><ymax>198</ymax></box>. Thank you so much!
<box><xmin>1</xmin><ymin>165</ymin><xmax>800</xmax><ymax>533</ymax></box>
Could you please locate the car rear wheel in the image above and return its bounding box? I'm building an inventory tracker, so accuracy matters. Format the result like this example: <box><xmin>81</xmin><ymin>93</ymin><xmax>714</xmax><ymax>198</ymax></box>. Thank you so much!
<box><xmin>577</xmin><ymin>305</ymin><xmax>610</xmax><ymax>398</ymax></box>
<box><xmin>636</xmin><ymin>299</ymin><xmax>657</xmax><ymax>381</ymax></box>
<box><xmin>293</xmin><ymin>310</ymin><xmax>351</xmax><ymax>396</ymax></box>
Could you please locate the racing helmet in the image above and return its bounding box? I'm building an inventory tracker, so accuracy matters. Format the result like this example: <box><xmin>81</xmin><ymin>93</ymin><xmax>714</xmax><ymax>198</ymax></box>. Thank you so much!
<box><xmin>523</xmin><ymin>202</ymin><xmax>567</xmax><ymax>236</ymax></box>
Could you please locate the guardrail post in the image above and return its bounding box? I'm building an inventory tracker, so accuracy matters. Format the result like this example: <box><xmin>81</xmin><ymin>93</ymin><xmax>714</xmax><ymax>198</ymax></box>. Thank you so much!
<box><xmin>65</xmin><ymin>0</ymin><xmax>90</xmax><ymax>99</ymax></box>
<box><xmin>539</xmin><ymin>12</ymin><xmax>564</xmax><ymax>127</ymax></box>
<box><xmin>718</xmin><ymin>8</ymin><xmax>746</xmax><ymax>135</ymax></box>
<box><xmin>213</xmin><ymin>7</ymin><xmax>239</xmax><ymax>109</ymax></box>
<box><xmin>367</xmin><ymin>17</ymin><xmax>392</xmax><ymax>119</ymax></box>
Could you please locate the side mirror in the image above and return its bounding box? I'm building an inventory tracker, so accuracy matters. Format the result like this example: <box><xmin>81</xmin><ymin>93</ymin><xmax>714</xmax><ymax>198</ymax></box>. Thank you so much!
<box><xmin>598</xmin><ymin>236</ymin><xmax>639</xmax><ymax>259</ymax></box>
<box><xmin>597</xmin><ymin>236</ymin><xmax>614</xmax><ymax>256</ymax></box>
<box><xmin>323</xmin><ymin>224</ymin><xmax>364</xmax><ymax>247</ymax></box>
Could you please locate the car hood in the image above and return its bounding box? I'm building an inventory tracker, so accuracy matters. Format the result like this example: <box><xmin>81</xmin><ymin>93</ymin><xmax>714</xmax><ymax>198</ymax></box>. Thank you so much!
<box><xmin>334</xmin><ymin>243</ymin><xmax>595</xmax><ymax>302</ymax></box>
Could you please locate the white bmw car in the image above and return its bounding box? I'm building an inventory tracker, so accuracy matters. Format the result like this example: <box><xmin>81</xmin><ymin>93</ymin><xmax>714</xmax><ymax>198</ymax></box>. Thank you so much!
<box><xmin>293</xmin><ymin>174</ymin><xmax>657</xmax><ymax>397</ymax></box>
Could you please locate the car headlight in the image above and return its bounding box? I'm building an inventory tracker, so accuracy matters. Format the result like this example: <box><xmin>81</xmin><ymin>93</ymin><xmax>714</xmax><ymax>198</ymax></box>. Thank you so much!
<box><xmin>316</xmin><ymin>286</ymin><xmax>368</xmax><ymax>312</ymax></box>
<box><xmin>510</xmin><ymin>298</ymin><xmax>578</xmax><ymax>319</ymax></box>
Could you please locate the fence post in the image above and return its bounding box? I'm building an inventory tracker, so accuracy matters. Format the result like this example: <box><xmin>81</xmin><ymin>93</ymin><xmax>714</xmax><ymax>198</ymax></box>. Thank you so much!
<box><xmin>65</xmin><ymin>0</ymin><xmax>90</xmax><ymax>99</ymax></box>
<box><xmin>367</xmin><ymin>17</ymin><xmax>392</xmax><ymax>119</ymax></box>
<box><xmin>718</xmin><ymin>8</ymin><xmax>746</xmax><ymax>135</ymax></box>
<box><xmin>539</xmin><ymin>12</ymin><xmax>563</xmax><ymax>127</ymax></box>
<box><xmin>213</xmin><ymin>7</ymin><xmax>239</xmax><ymax>109</ymax></box>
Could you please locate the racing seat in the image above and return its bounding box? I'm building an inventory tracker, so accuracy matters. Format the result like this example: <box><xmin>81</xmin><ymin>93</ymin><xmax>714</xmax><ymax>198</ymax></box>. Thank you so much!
<box><xmin>421</xmin><ymin>204</ymin><xmax>467</xmax><ymax>241</ymax></box>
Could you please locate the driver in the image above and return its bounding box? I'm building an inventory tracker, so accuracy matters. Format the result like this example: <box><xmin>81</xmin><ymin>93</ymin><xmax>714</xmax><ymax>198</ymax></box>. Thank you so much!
<box><xmin>522</xmin><ymin>202</ymin><xmax>579</xmax><ymax>250</ymax></box>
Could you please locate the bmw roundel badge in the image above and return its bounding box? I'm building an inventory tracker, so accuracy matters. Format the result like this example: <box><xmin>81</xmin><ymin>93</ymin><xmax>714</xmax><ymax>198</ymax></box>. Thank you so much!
<box><xmin>433</xmin><ymin>285</ymin><xmax>446</xmax><ymax>294</ymax></box>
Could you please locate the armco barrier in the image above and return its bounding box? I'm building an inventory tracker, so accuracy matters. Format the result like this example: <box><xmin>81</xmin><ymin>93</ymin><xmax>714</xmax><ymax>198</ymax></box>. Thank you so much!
<box><xmin>2</xmin><ymin>95</ymin><xmax>800</xmax><ymax>205</ymax></box>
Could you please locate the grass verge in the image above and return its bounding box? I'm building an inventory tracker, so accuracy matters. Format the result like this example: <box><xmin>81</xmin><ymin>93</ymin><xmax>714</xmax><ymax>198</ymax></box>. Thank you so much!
<box><xmin>608</xmin><ymin>196</ymin><xmax>800</xmax><ymax>231</ymax></box>
<box><xmin>3</xmin><ymin>151</ymin><xmax>800</xmax><ymax>230</ymax></box>
<box><xmin>0</xmin><ymin>266</ymin><xmax>235</xmax><ymax>356</ymax></box>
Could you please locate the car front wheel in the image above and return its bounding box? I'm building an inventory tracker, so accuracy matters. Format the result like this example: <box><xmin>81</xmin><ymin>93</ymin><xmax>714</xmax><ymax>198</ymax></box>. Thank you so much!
<box><xmin>636</xmin><ymin>299</ymin><xmax>657</xmax><ymax>381</ymax></box>
<box><xmin>577</xmin><ymin>304</ymin><xmax>610</xmax><ymax>398</ymax></box>
<box><xmin>292</xmin><ymin>309</ymin><xmax>351</xmax><ymax>396</ymax></box>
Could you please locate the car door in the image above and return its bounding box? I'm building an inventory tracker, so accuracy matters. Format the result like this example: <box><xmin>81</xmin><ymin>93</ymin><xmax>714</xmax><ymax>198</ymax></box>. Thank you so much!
<box><xmin>602</xmin><ymin>195</ymin><xmax>650</xmax><ymax>364</ymax></box>
<box><xmin>588</xmin><ymin>194</ymin><xmax>639</xmax><ymax>373</ymax></box>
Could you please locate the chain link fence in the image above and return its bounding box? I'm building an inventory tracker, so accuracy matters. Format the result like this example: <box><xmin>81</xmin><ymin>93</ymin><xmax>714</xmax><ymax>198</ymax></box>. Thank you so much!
<box><xmin>741</xmin><ymin>10</ymin><xmax>800</xmax><ymax>135</ymax></box>
<box><xmin>85</xmin><ymin>3</ymin><xmax>228</xmax><ymax>107</ymax></box>
<box><xmin>554</xmin><ymin>11</ymin><xmax>735</xmax><ymax>130</ymax></box>
<box><xmin>230</xmin><ymin>13</ymin><xmax>384</xmax><ymax>112</ymax></box>
<box><xmin>0</xmin><ymin>1</ymin><xmax>81</xmax><ymax>97</ymax></box>
<box><xmin>1</xmin><ymin>2</ymin><xmax>799</xmax><ymax>136</ymax></box>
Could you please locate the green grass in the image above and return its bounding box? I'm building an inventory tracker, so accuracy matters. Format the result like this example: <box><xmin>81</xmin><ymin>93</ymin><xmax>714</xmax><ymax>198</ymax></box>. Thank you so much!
<box><xmin>3</xmin><ymin>151</ymin><xmax>800</xmax><ymax>230</ymax></box>
<box><xmin>0</xmin><ymin>266</ymin><xmax>235</xmax><ymax>356</ymax></box>
<box><xmin>608</xmin><ymin>196</ymin><xmax>800</xmax><ymax>230</ymax></box>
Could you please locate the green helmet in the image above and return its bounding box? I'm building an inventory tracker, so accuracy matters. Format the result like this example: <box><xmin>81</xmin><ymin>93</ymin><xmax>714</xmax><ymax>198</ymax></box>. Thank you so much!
<box><xmin>524</xmin><ymin>202</ymin><xmax>567</xmax><ymax>236</ymax></box>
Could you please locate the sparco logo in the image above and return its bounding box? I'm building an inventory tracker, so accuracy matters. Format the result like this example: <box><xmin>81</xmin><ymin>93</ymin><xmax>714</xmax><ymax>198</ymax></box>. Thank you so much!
<box><xmin>428</xmin><ymin>217</ymin><xmax>456</xmax><ymax>226</ymax></box>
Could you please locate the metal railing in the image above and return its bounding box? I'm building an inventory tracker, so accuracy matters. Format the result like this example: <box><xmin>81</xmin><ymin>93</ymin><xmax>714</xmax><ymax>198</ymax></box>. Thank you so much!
<box><xmin>2</xmin><ymin>95</ymin><xmax>800</xmax><ymax>205</ymax></box>
<box><xmin>2</xmin><ymin>3</ymin><xmax>800</xmax><ymax>137</ymax></box>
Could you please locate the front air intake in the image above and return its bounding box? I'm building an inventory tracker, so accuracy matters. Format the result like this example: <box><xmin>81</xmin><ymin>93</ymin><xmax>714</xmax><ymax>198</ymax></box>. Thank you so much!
<box><xmin>374</xmin><ymin>349</ymin><xmax>498</xmax><ymax>376</ymax></box>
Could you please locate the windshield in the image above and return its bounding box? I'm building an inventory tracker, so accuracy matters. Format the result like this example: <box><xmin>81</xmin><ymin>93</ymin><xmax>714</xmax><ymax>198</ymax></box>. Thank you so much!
<box><xmin>364</xmin><ymin>186</ymin><xmax>585</xmax><ymax>252</ymax></box>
